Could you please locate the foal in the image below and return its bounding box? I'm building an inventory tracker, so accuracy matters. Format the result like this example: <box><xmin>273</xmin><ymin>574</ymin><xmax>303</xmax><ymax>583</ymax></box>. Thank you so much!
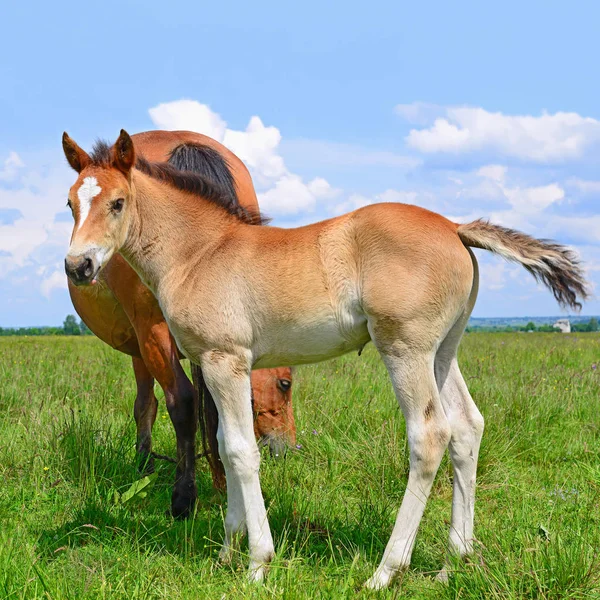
<box><xmin>62</xmin><ymin>130</ymin><xmax>588</xmax><ymax>588</ymax></box>
<box><xmin>68</xmin><ymin>130</ymin><xmax>296</xmax><ymax>517</ymax></box>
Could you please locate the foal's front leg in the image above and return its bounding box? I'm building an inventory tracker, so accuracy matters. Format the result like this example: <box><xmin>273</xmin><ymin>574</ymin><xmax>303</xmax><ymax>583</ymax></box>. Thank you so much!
<box><xmin>201</xmin><ymin>351</ymin><xmax>275</xmax><ymax>581</ymax></box>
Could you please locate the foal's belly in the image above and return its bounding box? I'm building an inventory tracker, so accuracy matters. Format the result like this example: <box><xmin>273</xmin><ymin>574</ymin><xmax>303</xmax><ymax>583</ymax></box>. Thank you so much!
<box><xmin>252</xmin><ymin>316</ymin><xmax>371</xmax><ymax>369</ymax></box>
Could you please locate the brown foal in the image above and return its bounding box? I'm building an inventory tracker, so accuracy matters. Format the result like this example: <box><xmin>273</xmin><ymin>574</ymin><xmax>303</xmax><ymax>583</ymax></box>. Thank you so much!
<box><xmin>67</xmin><ymin>130</ymin><xmax>295</xmax><ymax>518</ymax></box>
<box><xmin>62</xmin><ymin>130</ymin><xmax>587</xmax><ymax>587</ymax></box>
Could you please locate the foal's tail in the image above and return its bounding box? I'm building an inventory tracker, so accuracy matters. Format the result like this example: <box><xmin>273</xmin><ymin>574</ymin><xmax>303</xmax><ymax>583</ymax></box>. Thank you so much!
<box><xmin>191</xmin><ymin>363</ymin><xmax>226</xmax><ymax>491</ymax></box>
<box><xmin>457</xmin><ymin>219</ymin><xmax>589</xmax><ymax>311</ymax></box>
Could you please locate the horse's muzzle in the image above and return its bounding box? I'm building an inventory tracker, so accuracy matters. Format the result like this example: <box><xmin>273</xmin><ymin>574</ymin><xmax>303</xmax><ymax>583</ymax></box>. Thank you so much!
<box><xmin>65</xmin><ymin>254</ymin><xmax>98</xmax><ymax>286</ymax></box>
<box><xmin>259</xmin><ymin>433</ymin><xmax>290</xmax><ymax>458</ymax></box>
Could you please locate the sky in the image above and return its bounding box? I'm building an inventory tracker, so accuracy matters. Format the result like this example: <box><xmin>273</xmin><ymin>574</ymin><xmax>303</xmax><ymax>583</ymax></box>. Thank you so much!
<box><xmin>2</xmin><ymin>0</ymin><xmax>600</xmax><ymax>326</ymax></box>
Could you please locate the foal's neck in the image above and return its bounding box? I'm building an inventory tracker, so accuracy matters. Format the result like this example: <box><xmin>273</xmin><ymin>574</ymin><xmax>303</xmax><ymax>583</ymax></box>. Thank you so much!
<box><xmin>121</xmin><ymin>171</ymin><xmax>234</xmax><ymax>294</ymax></box>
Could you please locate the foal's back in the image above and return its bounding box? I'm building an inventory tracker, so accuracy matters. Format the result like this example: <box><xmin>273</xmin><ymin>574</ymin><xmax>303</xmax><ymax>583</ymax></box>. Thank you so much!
<box><xmin>197</xmin><ymin>203</ymin><xmax>474</xmax><ymax>367</ymax></box>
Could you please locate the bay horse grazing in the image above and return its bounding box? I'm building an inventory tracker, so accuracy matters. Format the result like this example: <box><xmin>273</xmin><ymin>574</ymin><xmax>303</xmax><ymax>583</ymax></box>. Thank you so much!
<box><xmin>62</xmin><ymin>130</ymin><xmax>588</xmax><ymax>588</ymax></box>
<box><xmin>66</xmin><ymin>130</ymin><xmax>295</xmax><ymax>519</ymax></box>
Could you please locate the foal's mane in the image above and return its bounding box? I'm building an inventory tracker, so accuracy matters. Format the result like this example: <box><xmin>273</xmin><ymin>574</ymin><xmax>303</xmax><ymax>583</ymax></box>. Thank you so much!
<box><xmin>90</xmin><ymin>140</ymin><xmax>268</xmax><ymax>226</ymax></box>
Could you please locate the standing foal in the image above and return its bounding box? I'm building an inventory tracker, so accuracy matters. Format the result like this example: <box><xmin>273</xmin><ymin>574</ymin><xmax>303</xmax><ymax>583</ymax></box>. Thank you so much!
<box><xmin>62</xmin><ymin>130</ymin><xmax>588</xmax><ymax>589</ymax></box>
<box><xmin>68</xmin><ymin>130</ymin><xmax>296</xmax><ymax>515</ymax></box>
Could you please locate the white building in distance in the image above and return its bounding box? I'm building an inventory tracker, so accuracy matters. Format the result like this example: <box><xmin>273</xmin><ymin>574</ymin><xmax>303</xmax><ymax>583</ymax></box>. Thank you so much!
<box><xmin>553</xmin><ymin>319</ymin><xmax>571</xmax><ymax>333</ymax></box>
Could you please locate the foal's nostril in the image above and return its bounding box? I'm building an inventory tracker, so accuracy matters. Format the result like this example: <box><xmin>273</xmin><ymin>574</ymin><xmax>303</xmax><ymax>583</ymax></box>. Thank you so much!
<box><xmin>82</xmin><ymin>257</ymin><xmax>94</xmax><ymax>277</ymax></box>
<box><xmin>65</xmin><ymin>255</ymin><xmax>96</xmax><ymax>284</ymax></box>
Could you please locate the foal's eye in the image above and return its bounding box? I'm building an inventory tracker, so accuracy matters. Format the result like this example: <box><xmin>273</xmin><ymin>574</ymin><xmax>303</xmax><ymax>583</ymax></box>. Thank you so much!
<box><xmin>277</xmin><ymin>379</ymin><xmax>292</xmax><ymax>393</ymax></box>
<box><xmin>111</xmin><ymin>198</ymin><xmax>124</xmax><ymax>213</ymax></box>
<box><xmin>66</xmin><ymin>199</ymin><xmax>72</xmax><ymax>209</ymax></box>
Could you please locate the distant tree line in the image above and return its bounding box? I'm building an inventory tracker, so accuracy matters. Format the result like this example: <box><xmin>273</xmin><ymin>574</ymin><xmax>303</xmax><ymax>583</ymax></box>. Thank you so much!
<box><xmin>0</xmin><ymin>315</ymin><xmax>93</xmax><ymax>336</ymax></box>
<box><xmin>467</xmin><ymin>318</ymin><xmax>599</xmax><ymax>333</ymax></box>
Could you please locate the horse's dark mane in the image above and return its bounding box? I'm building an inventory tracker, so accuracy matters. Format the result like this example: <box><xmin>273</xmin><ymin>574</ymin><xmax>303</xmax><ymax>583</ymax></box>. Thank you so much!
<box><xmin>89</xmin><ymin>139</ymin><xmax>268</xmax><ymax>226</ymax></box>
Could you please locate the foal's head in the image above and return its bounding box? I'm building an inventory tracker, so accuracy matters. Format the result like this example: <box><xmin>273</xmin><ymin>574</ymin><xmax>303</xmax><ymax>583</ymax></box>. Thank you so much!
<box><xmin>252</xmin><ymin>367</ymin><xmax>296</xmax><ymax>456</ymax></box>
<box><xmin>62</xmin><ymin>130</ymin><xmax>136</xmax><ymax>286</ymax></box>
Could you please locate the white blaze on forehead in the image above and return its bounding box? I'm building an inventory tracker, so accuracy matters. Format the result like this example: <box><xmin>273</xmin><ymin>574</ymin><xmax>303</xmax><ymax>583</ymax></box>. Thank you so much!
<box><xmin>77</xmin><ymin>176</ymin><xmax>102</xmax><ymax>230</ymax></box>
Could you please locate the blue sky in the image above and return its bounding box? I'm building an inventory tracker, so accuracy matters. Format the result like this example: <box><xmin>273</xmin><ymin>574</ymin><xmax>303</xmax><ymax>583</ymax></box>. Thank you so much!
<box><xmin>2</xmin><ymin>0</ymin><xmax>600</xmax><ymax>326</ymax></box>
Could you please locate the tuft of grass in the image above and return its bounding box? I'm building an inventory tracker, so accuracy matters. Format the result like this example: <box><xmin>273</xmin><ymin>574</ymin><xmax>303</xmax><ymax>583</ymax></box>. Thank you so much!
<box><xmin>0</xmin><ymin>333</ymin><xmax>598</xmax><ymax>598</ymax></box>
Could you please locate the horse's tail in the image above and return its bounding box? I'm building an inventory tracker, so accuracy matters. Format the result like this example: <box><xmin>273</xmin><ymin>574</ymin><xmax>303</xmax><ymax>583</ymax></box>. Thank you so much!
<box><xmin>191</xmin><ymin>363</ymin><xmax>225</xmax><ymax>491</ymax></box>
<box><xmin>167</xmin><ymin>142</ymin><xmax>239</xmax><ymax>492</ymax></box>
<box><xmin>457</xmin><ymin>219</ymin><xmax>589</xmax><ymax>311</ymax></box>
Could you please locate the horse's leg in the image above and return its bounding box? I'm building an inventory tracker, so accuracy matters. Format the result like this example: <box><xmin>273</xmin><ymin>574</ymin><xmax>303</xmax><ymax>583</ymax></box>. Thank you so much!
<box><xmin>218</xmin><ymin>446</ymin><xmax>246</xmax><ymax>565</ymax></box>
<box><xmin>132</xmin><ymin>356</ymin><xmax>158</xmax><ymax>473</ymax></box>
<box><xmin>100</xmin><ymin>261</ymin><xmax>197</xmax><ymax>517</ymax></box>
<box><xmin>155</xmin><ymin>350</ymin><xmax>198</xmax><ymax>519</ymax></box>
<box><xmin>436</xmin><ymin>359</ymin><xmax>483</xmax><ymax>579</ymax></box>
<box><xmin>434</xmin><ymin>322</ymin><xmax>484</xmax><ymax>579</ymax></box>
<box><xmin>138</xmin><ymin>326</ymin><xmax>198</xmax><ymax>519</ymax></box>
<box><xmin>365</xmin><ymin>344</ymin><xmax>451</xmax><ymax>590</ymax></box>
<box><xmin>433</xmin><ymin>250</ymin><xmax>482</xmax><ymax>580</ymax></box>
<box><xmin>201</xmin><ymin>351</ymin><xmax>274</xmax><ymax>581</ymax></box>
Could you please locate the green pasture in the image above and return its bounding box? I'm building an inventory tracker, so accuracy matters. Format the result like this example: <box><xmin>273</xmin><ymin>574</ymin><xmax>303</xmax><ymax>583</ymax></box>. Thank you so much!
<box><xmin>0</xmin><ymin>333</ymin><xmax>598</xmax><ymax>599</ymax></box>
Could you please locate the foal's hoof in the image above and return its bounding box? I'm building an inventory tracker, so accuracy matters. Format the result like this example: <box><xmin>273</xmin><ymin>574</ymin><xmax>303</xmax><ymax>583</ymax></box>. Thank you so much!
<box><xmin>247</xmin><ymin>563</ymin><xmax>267</xmax><ymax>583</ymax></box>
<box><xmin>435</xmin><ymin>568</ymin><xmax>450</xmax><ymax>584</ymax></box>
<box><xmin>171</xmin><ymin>484</ymin><xmax>197</xmax><ymax>520</ymax></box>
<box><xmin>364</xmin><ymin>566</ymin><xmax>396</xmax><ymax>590</ymax></box>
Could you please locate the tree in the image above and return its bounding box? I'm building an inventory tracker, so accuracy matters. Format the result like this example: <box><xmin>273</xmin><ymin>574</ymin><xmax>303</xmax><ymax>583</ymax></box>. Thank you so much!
<box><xmin>63</xmin><ymin>314</ymin><xmax>81</xmax><ymax>335</ymax></box>
<box><xmin>588</xmin><ymin>317</ymin><xmax>598</xmax><ymax>332</ymax></box>
<box><xmin>79</xmin><ymin>319</ymin><xmax>92</xmax><ymax>335</ymax></box>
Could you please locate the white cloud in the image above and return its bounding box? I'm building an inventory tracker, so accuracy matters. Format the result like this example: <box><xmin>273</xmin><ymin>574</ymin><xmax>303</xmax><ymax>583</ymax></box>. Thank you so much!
<box><xmin>0</xmin><ymin>158</ymin><xmax>72</xmax><ymax>291</ymax></box>
<box><xmin>41</xmin><ymin>270</ymin><xmax>68</xmax><ymax>298</ymax></box>
<box><xmin>149</xmin><ymin>100</ymin><xmax>227</xmax><ymax>141</ymax></box>
<box><xmin>258</xmin><ymin>174</ymin><xmax>341</xmax><ymax>215</ymax></box>
<box><xmin>567</xmin><ymin>178</ymin><xmax>600</xmax><ymax>194</ymax></box>
<box><xmin>475</xmin><ymin>164</ymin><xmax>564</xmax><ymax>215</ymax></box>
<box><xmin>397</xmin><ymin>104</ymin><xmax>600</xmax><ymax>162</ymax></box>
<box><xmin>0</xmin><ymin>152</ymin><xmax>25</xmax><ymax>182</ymax></box>
<box><xmin>477</xmin><ymin>164</ymin><xmax>506</xmax><ymax>183</ymax></box>
<box><xmin>148</xmin><ymin>100</ymin><xmax>336</xmax><ymax>215</ymax></box>
<box><xmin>504</xmin><ymin>183</ymin><xmax>564</xmax><ymax>214</ymax></box>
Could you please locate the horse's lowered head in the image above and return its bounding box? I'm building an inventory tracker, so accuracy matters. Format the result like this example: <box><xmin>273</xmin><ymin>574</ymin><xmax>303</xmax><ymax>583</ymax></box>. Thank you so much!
<box><xmin>252</xmin><ymin>367</ymin><xmax>296</xmax><ymax>456</ymax></box>
<box><xmin>63</xmin><ymin>130</ymin><xmax>136</xmax><ymax>286</ymax></box>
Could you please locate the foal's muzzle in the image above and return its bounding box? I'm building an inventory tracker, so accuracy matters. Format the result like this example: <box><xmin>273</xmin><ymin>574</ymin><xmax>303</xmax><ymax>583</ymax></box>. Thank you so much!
<box><xmin>64</xmin><ymin>254</ymin><xmax>99</xmax><ymax>286</ymax></box>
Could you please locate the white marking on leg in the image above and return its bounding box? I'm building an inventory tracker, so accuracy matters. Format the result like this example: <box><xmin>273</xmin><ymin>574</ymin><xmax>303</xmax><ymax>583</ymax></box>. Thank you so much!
<box><xmin>438</xmin><ymin>359</ymin><xmax>484</xmax><ymax>558</ymax></box>
<box><xmin>218</xmin><ymin>421</ymin><xmax>247</xmax><ymax>564</ymax></box>
<box><xmin>201</xmin><ymin>352</ymin><xmax>274</xmax><ymax>581</ymax></box>
<box><xmin>77</xmin><ymin>176</ymin><xmax>101</xmax><ymax>230</ymax></box>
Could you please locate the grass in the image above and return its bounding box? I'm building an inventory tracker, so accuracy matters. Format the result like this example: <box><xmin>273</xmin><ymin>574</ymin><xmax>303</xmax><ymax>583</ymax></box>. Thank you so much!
<box><xmin>0</xmin><ymin>333</ymin><xmax>599</xmax><ymax>599</ymax></box>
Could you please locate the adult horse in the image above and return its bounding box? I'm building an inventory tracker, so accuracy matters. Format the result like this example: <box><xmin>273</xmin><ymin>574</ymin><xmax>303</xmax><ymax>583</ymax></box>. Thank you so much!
<box><xmin>62</xmin><ymin>130</ymin><xmax>588</xmax><ymax>588</ymax></box>
<box><xmin>67</xmin><ymin>130</ymin><xmax>295</xmax><ymax>518</ymax></box>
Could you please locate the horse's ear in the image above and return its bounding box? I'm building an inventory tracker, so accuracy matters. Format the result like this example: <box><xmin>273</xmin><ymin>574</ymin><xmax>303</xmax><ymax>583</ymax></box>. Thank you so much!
<box><xmin>113</xmin><ymin>129</ymin><xmax>135</xmax><ymax>175</ymax></box>
<box><xmin>62</xmin><ymin>132</ymin><xmax>91</xmax><ymax>173</ymax></box>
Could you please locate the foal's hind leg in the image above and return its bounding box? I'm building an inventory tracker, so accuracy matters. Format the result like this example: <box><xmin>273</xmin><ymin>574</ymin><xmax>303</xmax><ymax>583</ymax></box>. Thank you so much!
<box><xmin>435</xmin><ymin>347</ymin><xmax>484</xmax><ymax>578</ymax></box>
<box><xmin>435</xmin><ymin>252</ymin><xmax>483</xmax><ymax>578</ymax></box>
<box><xmin>132</xmin><ymin>356</ymin><xmax>158</xmax><ymax>473</ymax></box>
<box><xmin>365</xmin><ymin>348</ymin><xmax>451</xmax><ymax>590</ymax></box>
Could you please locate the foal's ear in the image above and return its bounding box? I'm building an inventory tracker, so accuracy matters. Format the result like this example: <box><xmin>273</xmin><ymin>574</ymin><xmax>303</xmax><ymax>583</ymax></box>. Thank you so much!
<box><xmin>113</xmin><ymin>129</ymin><xmax>135</xmax><ymax>175</ymax></box>
<box><xmin>62</xmin><ymin>132</ymin><xmax>91</xmax><ymax>173</ymax></box>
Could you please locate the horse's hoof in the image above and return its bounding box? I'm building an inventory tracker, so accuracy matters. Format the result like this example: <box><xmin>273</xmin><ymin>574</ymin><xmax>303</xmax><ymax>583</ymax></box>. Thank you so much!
<box><xmin>171</xmin><ymin>485</ymin><xmax>197</xmax><ymax>520</ymax></box>
<box><xmin>137</xmin><ymin>455</ymin><xmax>155</xmax><ymax>475</ymax></box>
